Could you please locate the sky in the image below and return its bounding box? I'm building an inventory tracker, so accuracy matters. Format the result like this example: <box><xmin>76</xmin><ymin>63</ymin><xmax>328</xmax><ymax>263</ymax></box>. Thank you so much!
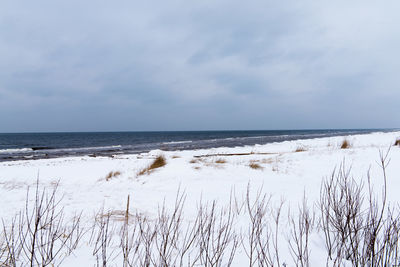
<box><xmin>0</xmin><ymin>0</ymin><xmax>399</xmax><ymax>132</ymax></box>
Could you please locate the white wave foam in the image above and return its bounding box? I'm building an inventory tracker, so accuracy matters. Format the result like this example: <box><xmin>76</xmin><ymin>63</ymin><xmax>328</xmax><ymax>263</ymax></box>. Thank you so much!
<box><xmin>162</xmin><ymin>141</ymin><xmax>193</xmax><ymax>145</ymax></box>
<box><xmin>0</xmin><ymin>148</ymin><xmax>33</xmax><ymax>154</ymax></box>
<box><xmin>48</xmin><ymin>145</ymin><xmax>123</xmax><ymax>153</ymax></box>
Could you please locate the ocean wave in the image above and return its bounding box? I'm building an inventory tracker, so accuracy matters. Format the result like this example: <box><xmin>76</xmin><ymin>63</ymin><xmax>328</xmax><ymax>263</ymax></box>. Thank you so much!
<box><xmin>230</xmin><ymin>135</ymin><xmax>290</xmax><ymax>140</ymax></box>
<box><xmin>162</xmin><ymin>140</ymin><xmax>193</xmax><ymax>145</ymax></box>
<box><xmin>0</xmin><ymin>145</ymin><xmax>123</xmax><ymax>154</ymax></box>
<box><xmin>197</xmin><ymin>135</ymin><xmax>289</xmax><ymax>143</ymax></box>
<box><xmin>49</xmin><ymin>145</ymin><xmax>123</xmax><ymax>153</ymax></box>
<box><xmin>0</xmin><ymin>148</ymin><xmax>33</xmax><ymax>154</ymax></box>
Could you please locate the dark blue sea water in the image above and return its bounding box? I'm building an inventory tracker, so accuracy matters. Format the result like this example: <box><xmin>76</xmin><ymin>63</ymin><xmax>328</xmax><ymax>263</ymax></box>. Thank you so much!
<box><xmin>0</xmin><ymin>129</ymin><xmax>394</xmax><ymax>162</ymax></box>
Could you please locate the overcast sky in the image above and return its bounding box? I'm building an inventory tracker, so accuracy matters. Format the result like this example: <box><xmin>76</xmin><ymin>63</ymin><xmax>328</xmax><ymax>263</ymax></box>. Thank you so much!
<box><xmin>0</xmin><ymin>0</ymin><xmax>399</xmax><ymax>132</ymax></box>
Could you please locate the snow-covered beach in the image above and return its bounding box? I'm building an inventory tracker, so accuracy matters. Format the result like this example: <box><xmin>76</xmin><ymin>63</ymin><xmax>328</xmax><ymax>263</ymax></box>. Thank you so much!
<box><xmin>1</xmin><ymin>130</ymin><xmax>400</xmax><ymax>266</ymax></box>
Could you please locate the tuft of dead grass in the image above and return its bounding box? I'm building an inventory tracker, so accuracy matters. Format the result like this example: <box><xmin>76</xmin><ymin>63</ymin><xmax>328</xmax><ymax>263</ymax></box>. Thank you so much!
<box><xmin>138</xmin><ymin>155</ymin><xmax>167</xmax><ymax>176</ymax></box>
<box><xmin>96</xmin><ymin>209</ymin><xmax>136</xmax><ymax>223</ymax></box>
<box><xmin>189</xmin><ymin>159</ymin><xmax>198</xmax><ymax>164</ymax></box>
<box><xmin>106</xmin><ymin>171</ymin><xmax>121</xmax><ymax>181</ymax></box>
<box><xmin>295</xmin><ymin>146</ymin><xmax>307</xmax><ymax>152</ymax></box>
<box><xmin>194</xmin><ymin>152</ymin><xmax>274</xmax><ymax>158</ymax></box>
<box><xmin>394</xmin><ymin>139</ymin><xmax>400</xmax><ymax>146</ymax></box>
<box><xmin>214</xmin><ymin>158</ymin><xmax>227</xmax><ymax>164</ymax></box>
<box><xmin>261</xmin><ymin>158</ymin><xmax>274</xmax><ymax>164</ymax></box>
<box><xmin>341</xmin><ymin>139</ymin><xmax>351</xmax><ymax>149</ymax></box>
<box><xmin>249</xmin><ymin>162</ymin><xmax>263</xmax><ymax>170</ymax></box>
<box><xmin>149</xmin><ymin>155</ymin><xmax>167</xmax><ymax>169</ymax></box>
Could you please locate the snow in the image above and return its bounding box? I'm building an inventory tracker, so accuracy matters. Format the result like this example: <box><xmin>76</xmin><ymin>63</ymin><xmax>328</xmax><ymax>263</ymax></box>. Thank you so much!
<box><xmin>1</xmin><ymin>130</ymin><xmax>400</xmax><ymax>266</ymax></box>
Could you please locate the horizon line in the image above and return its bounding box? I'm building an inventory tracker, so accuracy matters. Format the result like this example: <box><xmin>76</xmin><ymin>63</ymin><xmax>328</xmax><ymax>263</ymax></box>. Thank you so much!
<box><xmin>0</xmin><ymin>128</ymin><xmax>397</xmax><ymax>135</ymax></box>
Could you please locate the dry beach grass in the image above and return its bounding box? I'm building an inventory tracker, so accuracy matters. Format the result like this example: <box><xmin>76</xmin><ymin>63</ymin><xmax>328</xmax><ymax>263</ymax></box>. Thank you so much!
<box><xmin>138</xmin><ymin>155</ymin><xmax>167</xmax><ymax>176</ymax></box>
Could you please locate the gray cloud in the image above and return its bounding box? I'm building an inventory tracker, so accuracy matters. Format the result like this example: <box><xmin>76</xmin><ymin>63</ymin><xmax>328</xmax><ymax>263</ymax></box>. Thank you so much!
<box><xmin>0</xmin><ymin>0</ymin><xmax>399</xmax><ymax>132</ymax></box>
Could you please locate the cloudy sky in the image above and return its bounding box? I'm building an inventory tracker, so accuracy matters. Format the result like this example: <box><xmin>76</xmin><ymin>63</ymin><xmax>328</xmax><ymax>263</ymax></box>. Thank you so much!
<box><xmin>0</xmin><ymin>0</ymin><xmax>399</xmax><ymax>132</ymax></box>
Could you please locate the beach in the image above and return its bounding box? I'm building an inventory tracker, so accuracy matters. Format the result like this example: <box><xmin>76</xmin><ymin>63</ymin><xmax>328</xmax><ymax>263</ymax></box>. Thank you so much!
<box><xmin>1</xmin><ymin>130</ymin><xmax>400</xmax><ymax>265</ymax></box>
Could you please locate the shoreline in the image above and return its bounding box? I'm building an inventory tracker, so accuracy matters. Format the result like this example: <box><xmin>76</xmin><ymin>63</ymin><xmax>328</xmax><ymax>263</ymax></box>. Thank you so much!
<box><xmin>0</xmin><ymin>129</ymin><xmax>395</xmax><ymax>163</ymax></box>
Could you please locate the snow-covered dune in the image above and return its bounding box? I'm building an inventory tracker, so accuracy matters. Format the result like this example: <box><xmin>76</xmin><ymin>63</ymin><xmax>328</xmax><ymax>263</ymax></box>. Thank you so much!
<box><xmin>1</xmin><ymin>130</ymin><xmax>400</xmax><ymax>266</ymax></box>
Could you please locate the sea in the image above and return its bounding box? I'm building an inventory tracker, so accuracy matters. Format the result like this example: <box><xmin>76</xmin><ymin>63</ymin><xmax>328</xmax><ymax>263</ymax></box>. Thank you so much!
<box><xmin>0</xmin><ymin>129</ymin><xmax>394</xmax><ymax>162</ymax></box>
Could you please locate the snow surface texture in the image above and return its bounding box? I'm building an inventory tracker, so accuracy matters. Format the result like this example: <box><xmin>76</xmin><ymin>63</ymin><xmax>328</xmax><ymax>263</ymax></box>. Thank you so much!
<box><xmin>1</xmin><ymin>131</ymin><xmax>400</xmax><ymax>266</ymax></box>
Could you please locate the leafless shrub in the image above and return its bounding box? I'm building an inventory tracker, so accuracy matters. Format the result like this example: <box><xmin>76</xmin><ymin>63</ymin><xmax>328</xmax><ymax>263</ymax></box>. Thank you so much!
<box><xmin>0</xmin><ymin>232</ymin><xmax>5</xmax><ymax>264</ymax></box>
<box><xmin>241</xmin><ymin>185</ymin><xmax>285</xmax><ymax>267</ymax></box>
<box><xmin>118</xmin><ymin>192</ymin><xmax>201</xmax><ymax>267</ymax></box>
<box><xmin>125</xmin><ymin>215</ymin><xmax>157</xmax><ymax>267</ymax></box>
<box><xmin>319</xmin><ymin>149</ymin><xmax>400</xmax><ymax>266</ymax></box>
<box><xmin>374</xmin><ymin>207</ymin><xmax>400</xmax><ymax>266</ymax></box>
<box><xmin>197</xmin><ymin>197</ymin><xmax>239</xmax><ymax>266</ymax></box>
<box><xmin>90</xmin><ymin>208</ymin><xmax>118</xmax><ymax>267</ymax></box>
<box><xmin>119</xmin><ymin>195</ymin><xmax>155</xmax><ymax>267</ymax></box>
<box><xmin>155</xmin><ymin>192</ymin><xmax>186</xmax><ymax>265</ymax></box>
<box><xmin>319</xmin><ymin>162</ymin><xmax>364</xmax><ymax>265</ymax></box>
<box><xmin>256</xmin><ymin>200</ymin><xmax>285</xmax><ymax>267</ymax></box>
<box><xmin>358</xmin><ymin>149</ymin><xmax>397</xmax><ymax>266</ymax></box>
<box><xmin>319</xmin><ymin>162</ymin><xmax>358</xmax><ymax>261</ymax></box>
<box><xmin>119</xmin><ymin>217</ymin><xmax>141</xmax><ymax>267</ymax></box>
<box><xmin>120</xmin><ymin>195</ymin><xmax>131</xmax><ymax>267</ymax></box>
<box><xmin>0</xmin><ymin>180</ymin><xmax>84</xmax><ymax>266</ymax></box>
<box><xmin>155</xmin><ymin>192</ymin><xmax>201</xmax><ymax>266</ymax></box>
<box><xmin>1</xmin><ymin>217</ymin><xmax>20</xmax><ymax>267</ymax></box>
<box><xmin>65</xmin><ymin>214</ymin><xmax>85</xmax><ymax>255</ymax></box>
<box><xmin>288</xmin><ymin>194</ymin><xmax>315</xmax><ymax>267</ymax></box>
<box><xmin>243</xmin><ymin>184</ymin><xmax>270</xmax><ymax>267</ymax></box>
<box><xmin>173</xmin><ymin>215</ymin><xmax>201</xmax><ymax>266</ymax></box>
